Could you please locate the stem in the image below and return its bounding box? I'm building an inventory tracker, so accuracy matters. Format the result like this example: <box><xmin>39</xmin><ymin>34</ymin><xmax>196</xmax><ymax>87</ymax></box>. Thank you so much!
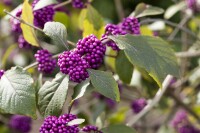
<box><xmin>3</xmin><ymin>10</ymin><xmax>44</xmax><ymax>33</ymax></box>
<box><xmin>114</xmin><ymin>0</ymin><xmax>124</xmax><ymax>21</ymax></box>
<box><xmin>53</xmin><ymin>0</ymin><xmax>72</xmax><ymax>9</ymax></box>
<box><xmin>140</xmin><ymin>18</ymin><xmax>200</xmax><ymax>41</ymax></box>
<box><xmin>175</xmin><ymin>50</ymin><xmax>200</xmax><ymax>58</ymax></box>
<box><xmin>126</xmin><ymin>75</ymin><xmax>173</xmax><ymax>126</ymax></box>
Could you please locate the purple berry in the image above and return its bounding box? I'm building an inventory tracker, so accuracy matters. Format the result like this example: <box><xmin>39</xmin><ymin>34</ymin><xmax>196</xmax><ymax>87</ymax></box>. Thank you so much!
<box><xmin>32</xmin><ymin>0</ymin><xmax>55</xmax><ymax>28</ymax></box>
<box><xmin>40</xmin><ymin>114</ymin><xmax>79</xmax><ymax>133</ymax></box>
<box><xmin>3</xmin><ymin>0</ymin><xmax>12</xmax><ymax>5</ymax></box>
<box><xmin>170</xmin><ymin>110</ymin><xmax>189</xmax><ymax>129</ymax></box>
<box><xmin>18</xmin><ymin>35</ymin><xmax>32</xmax><ymax>49</ymax></box>
<box><xmin>34</xmin><ymin>49</ymin><xmax>57</xmax><ymax>74</ymax></box>
<box><xmin>186</xmin><ymin>0</ymin><xmax>200</xmax><ymax>11</ymax></box>
<box><xmin>9</xmin><ymin>115</ymin><xmax>32</xmax><ymax>133</ymax></box>
<box><xmin>102</xmin><ymin>24</ymin><xmax>126</xmax><ymax>51</ymax></box>
<box><xmin>82</xmin><ymin>125</ymin><xmax>102</xmax><ymax>133</ymax></box>
<box><xmin>0</xmin><ymin>70</ymin><xmax>5</xmax><ymax>79</ymax></box>
<box><xmin>121</xmin><ymin>17</ymin><xmax>140</xmax><ymax>35</ymax></box>
<box><xmin>131</xmin><ymin>98</ymin><xmax>147</xmax><ymax>113</ymax></box>
<box><xmin>58</xmin><ymin>50</ymin><xmax>90</xmax><ymax>83</ymax></box>
<box><xmin>178</xmin><ymin>125</ymin><xmax>200</xmax><ymax>133</ymax></box>
<box><xmin>76</xmin><ymin>34</ymin><xmax>106</xmax><ymax>69</ymax></box>
<box><xmin>10</xmin><ymin>9</ymin><xmax>22</xmax><ymax>33</ymax></box>
<box><xmin>72</xmin><ymin>0</ymin><xmax>88</xmax><ymax>9</ymax></box>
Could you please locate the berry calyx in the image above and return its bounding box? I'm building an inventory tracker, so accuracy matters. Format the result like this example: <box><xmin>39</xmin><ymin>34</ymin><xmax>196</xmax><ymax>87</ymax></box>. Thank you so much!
<box><xmin>34</xmin><ymin>49</ymin><xmax>57</xmax><ymax>74</ymax></box>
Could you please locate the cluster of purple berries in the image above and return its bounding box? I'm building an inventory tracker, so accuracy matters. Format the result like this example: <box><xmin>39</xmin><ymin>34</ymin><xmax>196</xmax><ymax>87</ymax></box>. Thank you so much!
<box><xmin>34</xmin><ymin>49</ymin><xmax>57</xmax><ymax>74</ymax></box>
<box><xmin>72</xmin><ymin>0</ymin><xmax>89</xmax><ymax>9</ymax></box>
<box><xmin>131</xmin><ymin>98</ymin><xmax>147</xmax><ymax>113</ymax></box>
<box><xmin>102</xmin><ymin>17</ymin><xmax>140</xmax><ymax>50</ymax></box>
<box><xmin>40</xmin><ymin>114</ymin><xmax>79</xmax><ymax>133</ymax></box>
<box><xmin>10</xmin><ymin>0</ymin><xmax>55</xmax><ymax>49</ymax></box>
<box><xmin>9</xmin><ymin>115</ymin><xmax>32</xmax><ymax>133</ymax></box>
<box><xmin>58</xmin><ymin>35</ymin><xmax>106</xmax><ymax>82</ymax></box>
<box><xmin>0</xmin><ymin>70</ymin><xmax>5</xmax><ymax>79</ymax></box>
<box><xmin>40</xmin><ymin>114</ymin><xmax>102</xmax><ymax>133</ymax></box>
<box><xmin>171</xmin><ymin>110</ymin><xmax>200</xmax><ymax>133</ymax></box>
<box><xmin>82</xmin><ymin>125</ymin><xmax>102</xmax><ymax>133</ymax></box>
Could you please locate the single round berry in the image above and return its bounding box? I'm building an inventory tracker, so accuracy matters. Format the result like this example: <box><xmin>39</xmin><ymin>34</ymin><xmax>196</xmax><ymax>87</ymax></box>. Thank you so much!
<box><xmin>39</xmin><ymin>114</ymin><xmax>79</xmax><ymax>133</ymax></box>
<box><xmin>72</xmin><ymin>0</ymin><xmax>88</xmax><ymax>8</ymax></box>
<box><xmin>121</xmin><ymin>17</ymin><xmax>140</xmax><ymax>35</ymax></box>
<box><xmin>18</xmin><ymin>35</ymin><xmax>32</xmax><ymax>49</ymax></box>
<box><xmin>10</xmin><ymin>9</ymin><xmax>22</xmax><ymax>33</ymax></box>
<box><xmin>131</xmin><ymin>98</ymin><xmax>147</xmax><ymax>113</ymax></box>
<box><xmin>32</xmin><ymin>0</ymin><xmax>55</xmax><ymax>28</ymax></box>
<box><xmin>82</xmin><ymin>125</ymin><xmax>102</xmax><ymax>133</ymax></box>
<box><xmin>0</xmin><ymin>70</ymin><xmax>5</xmax><ymax>79</ymax></box>
<box><xmin>76</xmin><ymin>34</ymin><xmax>106</xmax><ymax>69</ymax></box>
<box><xmin>9</xmin><ymin>115</ymin><xmax>32</xmax><ymax>133</ymax></box>
<box><xmin>58</xmin><ymin>50</ymin><xmax>90</xmax><ymax>83</ymax></box>
<box><xmin>34</xmin><ymin>49</ymin><xmax>57</xmax><ymax>74</ymax></box>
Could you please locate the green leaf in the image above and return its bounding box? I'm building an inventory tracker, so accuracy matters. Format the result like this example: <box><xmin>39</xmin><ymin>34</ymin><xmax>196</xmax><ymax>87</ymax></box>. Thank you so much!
<box><xmin>0</xmin><ymin>66</ymin><xmax>36</xmax><ymax>118</ymax></box>
<box><xmin>132</xmin><ymin>3</ymin><xmax>164</xmax><ymax>18</ymax></box>
<box><xmin>67</xmin><ymin>118</ymin><xmax>85</xmax><ymax>126</ymax></box>
<box><xmin>43</xmin><ymin>22</ymin><xmax>68</xmax><ymax>49</ymax></box>
<box><xmin>72</xmin><ymin>80</ymin><xmax>90</xmax><ymax>101</ymax></box>
<box><xmin>21</xmin><ymin>0</ymin><xmax>39</xmax><ymax>47</ymax></box>
<box><xmin>87</xmin><ymin>69</ymin><xmax>120</xmax><ymax>102</ymax></box>
<box><xmin>38</xmin><ymin>73</ymin><xmax>69</xmax><ymax>117</ymax></box>
<box><xmin>164</xmin><ymin>1</ymin><xmax>186</xmax><ymax>19</ymax></box>
<box><xmin>33</xmin><ymin>0</ymin><xmax>57</xmax><ymax>10</ymax></box>
<box><xmin>109</xmin><ymin>35</ymin><xmax>179</xmax><ymax>87</ymax></box>
<box><xmin>115</xmin><ymin>51</ymin><xmax>133</xmax><ymax>84</ymax></box>
<box><xmin>101</xmin><ymin>124</ymin><xmax>137</xmax><ymax>133</ymax></box>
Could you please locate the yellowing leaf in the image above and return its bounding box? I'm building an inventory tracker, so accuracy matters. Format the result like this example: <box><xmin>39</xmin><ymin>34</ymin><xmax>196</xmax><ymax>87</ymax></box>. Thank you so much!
<box><xmin>140</xmin><ymin>26</ymin><xmax>153</xmax><ymax>36</ymax></box>
<box><xmin>21</xmin><ymin>0</ymin><xmax>39</xmax><ymax>47</ymax></box>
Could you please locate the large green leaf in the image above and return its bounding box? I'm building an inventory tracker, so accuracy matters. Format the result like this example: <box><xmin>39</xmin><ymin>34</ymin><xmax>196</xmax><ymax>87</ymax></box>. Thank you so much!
<box><xmin>87</xmin><ymin>69</ymin><xmax>120</xmax><ymax>102</ymax></box>
<box><xmin>109</xmin><ymin>35</ymin><xmax>179</xmax><ymax>87</ymax></box>
<box><xmin>0</xmin><ymin>67</ymin><xmax>36</xmax><ymax>118</ymax></box>
<box><xmin>115</xmin><ymin>51</ymin><xmax>133</xmax><ymax>84</ymax></box>
<box><xmin>101</xmin><ymin>124</ymin><xmax>137</xmax><ymax>133</ymax></box>
<box><xmin>38</xmin><ymin>73</ymin><xmax>69</xmax><ymax>117</ymax></box>
<box><xmin>33</xmin><ymin>0</ymin><xmax>57</xmax><ymax>10</ymax></box>
<box><xmin>43</xmin><ymin>22</ymin><xmax>68</xmax><ymax>49</ymax></box>
<box><xmin>132</xmin><ymin>3</ymin><xmax>164</xmax><ymax>18</ymax></box>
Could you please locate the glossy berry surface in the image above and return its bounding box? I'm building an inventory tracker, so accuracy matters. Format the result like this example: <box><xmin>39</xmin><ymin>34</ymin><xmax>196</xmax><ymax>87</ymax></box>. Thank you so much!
<box><xmin>58</xmin><ymin>50</ymin><xmax>90</xmax><ymax>83</ymax></box>
<box><xmin>9</xmin><ymin>115</ymin><xmax>32</xmax><ymax>133</ymax></box>
<box><xmin>18</xmin><ymin>35</ymin><xmax>32</xmax><ymax>49</ymax></box>
<box><xmin>76</xmin><ymin>34</ymin><xmax>106</xmax><ymax>69</ymax></box>
<box><xmin>34</xmin><ymin>49</ymin><xmax>57</xmax><ymax>74</ymax></box>
<box><xmin>121</xmin><ymin>17</ymin><xmax>140</xmax><ymax>35</ymax></box>
<box><xmin>82</xmin><ymin>125</ymin><xmax>102</xmax><ymax>133</ymax></box>
<box><xmin>0</xmin><ymin>70</ymin><xmax>5</xmax><ymax>79</ymax></box>
<box><xmin>39</xmin><ymin>114</ymin><xmax>79</xmax><ymax>133</ymax></box>
<box><xmin>32</xmin><ymin>0</ymin><xmax>55</xmax><ymax>28</ymax></box>
<box><xmin>131</xmin><ymin>98</ymin><xmax>147</xmax><ymax>113</ymax></box>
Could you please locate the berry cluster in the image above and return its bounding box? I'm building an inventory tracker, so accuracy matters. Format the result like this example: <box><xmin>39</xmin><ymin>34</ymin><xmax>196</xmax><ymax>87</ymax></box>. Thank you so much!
<box><xmin>0</xmin><ymin>70</ymin><xmax>5</xmax><ymax>79</ymax></box>
<box><xmin>40</xmin><ymin>114</ymin><xmax>79</xmax><ymax>133</ymax></box>
<box><xmin>9</xmin><ymin>115</ymin><xmax>32</xmax><ymax>133</ymax></box>
<box><xmin>58</xmin><ymin>50</ymin><xmax>90</xmax><ymax>82</ymax></box>
<box><xmin>72</xmin><ymin>0</ymin><xmax>88</xmax><ymax>8</ymax></box>
<box><xmin>186</xmin><ymin>0</ymin><xmax>200</xmax><ymax>12</ymax></box>
<box><xmin>34</xmin><ymin>49</ymin><xmax>57</xmax><ymax>74</ymax></box>
<box><xmin>102</xmin><ymin>17</ymin><xmax>140</xmax><ymax>50</ymax></box>
<box><xmin>131</xmin><ymin>98</ymin><xmax>147</xmax><ymax>113</ymax></box>
<box><xmin>170</xmin><ymin>110</ymin><xmax>200</xmax><ymax>133</ymax></box>
<box><xmin>82</xmin><ymin>125</ymin><xmax>102</xmax><ymax>133</ymax></box>
<box><xmin>18</xmin><ymin>35</ymin><xmax>32</xmax><ymax>49</ymax></box>
<box><xmin>32</xmin><ymin>0</ymin><xmax>55</xmax><ymax>28</ymax></box>
<box><xmin>58</xmin><ymin>35</ymin><xmax>106</xmax><ymax>82</ymax></box>
<box><xmin>10</xmin><ymin>9</ymin><xmax>22</xmax><ymax>33</ymax></box>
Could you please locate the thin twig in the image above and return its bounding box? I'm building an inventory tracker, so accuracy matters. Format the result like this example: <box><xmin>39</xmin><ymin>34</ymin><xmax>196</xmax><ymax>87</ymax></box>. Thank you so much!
<box><xmin>114</xmin><ymin>0</ymin><xmax>124</xmax><ymax>21</ymax></box>
<box><xmin>140</xmin><ymin>18</ymin><xmax>200</xmax><ymax>41</ymax></box>
<box><xmin>53</xmin><ymin>0</ymin><xmax>72</xmax><ymax>9</ymax></box>
<box><xmin>175</xmin><ymin>50</ymin><xmax>200</xmax><ymax>58</ymax></box>
<box><xmin>3</xmin><ymin>10</ymin><xmax>44</xmax><ymax>33</ymax></box>
<box><xmin>126</xmin><ymin>75</ymin><xmax>173</xmax><ymax>126</ymax></box>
